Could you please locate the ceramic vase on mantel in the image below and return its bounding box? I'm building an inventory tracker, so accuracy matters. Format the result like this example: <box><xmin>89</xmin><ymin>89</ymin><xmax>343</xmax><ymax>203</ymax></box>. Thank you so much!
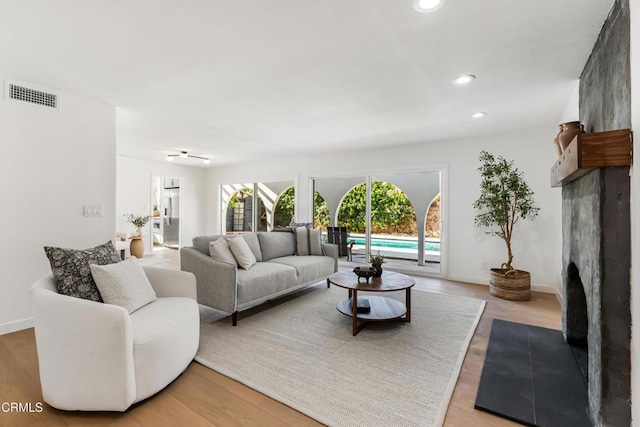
<box><xmin>558</xmin><ymin>121</ymin><xmax>584</xmax><ymax>151</ymax></box>
<box><xmin>553</xmin><ymin>124</ymin><xmax>563</xmax><ymax>155</ymax></box>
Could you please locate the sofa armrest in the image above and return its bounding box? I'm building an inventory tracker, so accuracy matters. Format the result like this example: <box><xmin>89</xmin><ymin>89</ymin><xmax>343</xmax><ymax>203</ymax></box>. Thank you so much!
<box><xmin>180</xmin><ymin>247</ymin><xmax>238</xmax><ymax>313</ymax></box>
<box><xmin>143</xmin><ymin>266</ymin><xmax>197</xmax><ymax>300</ymax></box>
<box><xmin>322</xmin><ymin>242</ymin><xmax>339</xmax><ymax>272</ymax></box>
<box><xmin>31</xmin><ymin>278</ymin><xmax>135</xmax><ymax>411</ymax></box>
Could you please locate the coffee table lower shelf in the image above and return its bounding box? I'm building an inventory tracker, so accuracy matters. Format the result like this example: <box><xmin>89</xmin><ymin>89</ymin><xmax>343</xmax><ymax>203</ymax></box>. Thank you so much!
<box><xmin>336</xmin><ymin>296</ymin><xmax>409</xmax><ymax>336</ymax></box>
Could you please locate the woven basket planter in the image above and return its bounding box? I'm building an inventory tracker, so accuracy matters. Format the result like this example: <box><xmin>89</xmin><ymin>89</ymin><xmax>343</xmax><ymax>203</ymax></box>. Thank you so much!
<box><xmin>489</xmin><ymin>268</ymin><xmax>531</xmax><ymax>301</ymax></box>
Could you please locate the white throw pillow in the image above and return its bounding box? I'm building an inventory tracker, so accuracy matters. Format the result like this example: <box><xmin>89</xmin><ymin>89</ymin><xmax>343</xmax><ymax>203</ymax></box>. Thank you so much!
<box><xmin>227</xmin><ymin>236</ymin><xmax>257</xmax><ymax>270</ymax></box>
<box><xmin>209</xmin><ymin>237</ymin><xmax>238</xmax><ymax>265</ymax></box>
<box><xmin>295</xmin><ymin>227</ymin><xmax>323</xmax><ymax>256</ymax></box>
<box><xmin>90</xmin><ymin>257</ymin><xmax>157</xmax><ymax>313</ymax></box>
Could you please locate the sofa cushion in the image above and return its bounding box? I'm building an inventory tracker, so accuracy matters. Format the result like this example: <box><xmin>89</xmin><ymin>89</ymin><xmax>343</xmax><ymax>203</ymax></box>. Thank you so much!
<box><xmin>267</xmin><ymin>256</ymin><xmax>335</xmax><ymax>285</ymax></box>
<box><xmin>294</xmin><ymin>227</ymin><xmax>323</xmax><ymax>256</ymax></box>
<box><xmin>239</xmin><ymin>233</ymin><xmax>263</xmax><ymax>262</ymax></box>
<box><xmin>193</xmin><ymin>235</ymin><xmax>221</xmax><ymax>255</ymax></box>
<box><xmin>227</xmin><ymin>236</ymin><xmax>257</xmax><ymax>270</ymax></box>
<box><xmin>209</xmin><ymin>238</ymin><xmax>237</xmax><ymax>266</ymax></box>
<box><xmin>44</xmin><ymin>241</ymin><xmax>120</xmax><ymax>302</ymax></box>
<box><xmin>257</xmin><ymin>231</ymin><xmax>296</xmax><ymax>261</ymax></box>
<box><xmin>90</xmin><ymin>257</ymin><xmax>157</xmax><ymax>314</ymax></box>
<box><xmin>236</xmin><ymin>262</ymin><xmax>297</xmax><ymax>303</ymax></box>
<box><xmin>193</xmin><ymin>234</ymin><xmax>262</xmax><ymax>262</ymax></box>
<box><xmin>130</xmin><ymin>297</ymin><xmax>199</xmax><ymax>402</ymax></box>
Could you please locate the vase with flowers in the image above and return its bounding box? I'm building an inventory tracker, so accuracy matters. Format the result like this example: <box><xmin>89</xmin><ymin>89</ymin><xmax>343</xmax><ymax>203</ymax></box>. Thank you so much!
<box><xmin>370</xmin><ymin>251</ymin><xmax>386</xmax><ymax>277</ymax></box>
<box><xmin>124</xmin><ymin>213</ymin><xmax>151</xmax><ymax>237</ymax></box>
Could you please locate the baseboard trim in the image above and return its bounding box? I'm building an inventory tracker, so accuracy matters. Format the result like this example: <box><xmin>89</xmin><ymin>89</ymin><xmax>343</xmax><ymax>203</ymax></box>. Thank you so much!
<box><xmin>447</xmin><ymin>275</ymin><xmax>557</xmax><ymax>294</ymax></box>
<box><xmin>0</xmin><ymin>317</ymin><xmax>34</xmax><ymax>335</ymax></box>
<box><xmin>531</xmin><ymin>283</ymin><xmax>559</xmax><ymax>294</ymax></box>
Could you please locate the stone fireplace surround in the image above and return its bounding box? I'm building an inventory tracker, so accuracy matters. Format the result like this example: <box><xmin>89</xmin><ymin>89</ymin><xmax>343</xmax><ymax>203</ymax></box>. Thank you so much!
<box><xmin>563</xmin><ymin>0</ymin><xmax>633</xmax><ymax>423</ymax></box>
<box><xmin>561</xmin><ymin>166</ymin><xmax>631</xmax><ymax>426</ymax></box>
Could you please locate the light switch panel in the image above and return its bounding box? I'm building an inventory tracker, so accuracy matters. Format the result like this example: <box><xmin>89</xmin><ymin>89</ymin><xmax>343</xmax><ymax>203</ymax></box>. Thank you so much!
<box><xmin>84</xmin><ymin>205</ymin><xmax>103</xmax><ymax>217</ymax></box>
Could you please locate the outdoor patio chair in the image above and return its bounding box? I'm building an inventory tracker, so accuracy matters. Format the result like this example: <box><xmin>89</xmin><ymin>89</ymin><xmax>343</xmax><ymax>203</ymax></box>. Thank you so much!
<box><xmin>327</xmin><ymin>227</ymin><xmax>354</xmax><ymax>260</ymax></box>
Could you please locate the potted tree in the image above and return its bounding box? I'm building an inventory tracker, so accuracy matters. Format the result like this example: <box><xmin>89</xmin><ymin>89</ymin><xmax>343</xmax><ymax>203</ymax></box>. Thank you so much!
<box><xmin>473</xmin><ymin>151</ymin><xmax>540</xmax><ymax>301</ymax></box>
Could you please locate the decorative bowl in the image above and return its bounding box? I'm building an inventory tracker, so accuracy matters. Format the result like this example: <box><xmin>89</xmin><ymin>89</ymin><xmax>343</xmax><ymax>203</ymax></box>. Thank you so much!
<box><xmin>353</xmin><ymin>266</ymin><xmax>375</xmax><ymax>282</ymax></box>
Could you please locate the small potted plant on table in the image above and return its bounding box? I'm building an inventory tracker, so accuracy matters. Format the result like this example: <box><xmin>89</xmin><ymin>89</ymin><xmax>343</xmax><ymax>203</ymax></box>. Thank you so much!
<box><xmin>473</xmin><ymin>151</ymin><xmax>540</xmax><ymax>301</ymax></box>
<box><xmin>370</xmin><ymin>251</ymin><xmax>386</xmax><ymax>277</ymax></box>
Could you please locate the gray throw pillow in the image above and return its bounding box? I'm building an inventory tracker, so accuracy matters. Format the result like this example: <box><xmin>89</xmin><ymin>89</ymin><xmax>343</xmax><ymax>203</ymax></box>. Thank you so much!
<box><xmin>209</xmin><ymin>237</ymin><xmax>238</xmax><ymax>265</ymax></box>
<box><xmin>227</xmin><ymin>236</ymin><xmax>257</xmax><ymax>270</ymax></box>
<box><xmin>90</xmin><ymin>257</ymin><xmax>157</xmax><ymax>314</ymax></box>
<box><xmin>295</xmin><ymin>227</ymin><xmax>323</xmax><ymax>256</ymax></box>
<box><xmin>44</xmin><ymin>241</ymin><xmax>120</xmax><ymax>302</ymax></box>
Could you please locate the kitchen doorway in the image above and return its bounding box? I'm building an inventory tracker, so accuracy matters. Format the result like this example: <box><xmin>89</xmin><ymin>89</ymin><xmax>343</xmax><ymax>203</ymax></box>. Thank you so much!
<box><xmin>151</xmin><ymin>176</ymin><xmax>182</xmax><ymax>251</ymax></box>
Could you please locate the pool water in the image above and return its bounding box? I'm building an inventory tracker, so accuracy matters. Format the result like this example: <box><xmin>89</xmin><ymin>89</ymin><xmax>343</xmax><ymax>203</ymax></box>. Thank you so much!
<box><xmin>346</xmin><ymin>236</ymin><xmax>440</xmax><ymax>252</ymax></box>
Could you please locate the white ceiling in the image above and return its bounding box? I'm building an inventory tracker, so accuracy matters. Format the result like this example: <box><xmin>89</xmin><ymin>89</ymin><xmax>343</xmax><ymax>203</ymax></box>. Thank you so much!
<box><xmin>0</xmin><ymin>0</ymin><xmax>614</xmax><ymax>166</ymax></box>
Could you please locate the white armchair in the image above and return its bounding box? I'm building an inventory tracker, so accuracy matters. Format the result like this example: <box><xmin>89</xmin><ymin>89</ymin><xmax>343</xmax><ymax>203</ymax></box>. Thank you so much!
<box><xmin>31</xmin><ymin>267</ymin><xmax>199</xmax><ymax>411</ymax></box>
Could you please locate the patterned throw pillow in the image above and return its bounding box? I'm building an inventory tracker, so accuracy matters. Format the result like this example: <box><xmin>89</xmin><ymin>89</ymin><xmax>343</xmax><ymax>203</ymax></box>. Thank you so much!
<box><xmin>44</xmin><ymin>241</ymin><xmax>121</xmax><ymax>302</ymax></box>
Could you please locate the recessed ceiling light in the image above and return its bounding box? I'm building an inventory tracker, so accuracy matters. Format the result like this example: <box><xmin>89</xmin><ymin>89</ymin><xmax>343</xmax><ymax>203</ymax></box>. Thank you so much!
<box><xmin>472</xmin><ymin>112</ymin><xmax>487</xmax><ymax>119</ymax></box>
<box><xmin>413</xmin><ymin>0</ymin><xmax>446</xmax><ymax>13</ymax></box>
<box><xmin>452</xmin><ymin>75</ymin><xmax>476</xmax><ymax>85</ymax></box>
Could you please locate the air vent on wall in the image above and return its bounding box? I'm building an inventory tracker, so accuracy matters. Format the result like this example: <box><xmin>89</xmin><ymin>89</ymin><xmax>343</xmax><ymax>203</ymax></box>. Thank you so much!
<box><xmin>8</xmin><ymin>83</ymin><xmax>57</xmax><ymax>108</ymax></box>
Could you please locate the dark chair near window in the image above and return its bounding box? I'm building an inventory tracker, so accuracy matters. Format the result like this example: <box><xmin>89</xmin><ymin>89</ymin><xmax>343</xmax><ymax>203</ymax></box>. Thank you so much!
<box><xmin>327</xmin><ymin>227</ymin><xmax>355</xmax><ymax>261</ymax></box>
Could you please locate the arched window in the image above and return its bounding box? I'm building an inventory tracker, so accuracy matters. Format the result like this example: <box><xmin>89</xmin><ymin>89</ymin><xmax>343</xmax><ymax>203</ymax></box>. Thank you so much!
<box><xmin>313</xmin><ymin>191</ymin><xmax>330</xmax><ymax>231</ymax></box>
<box><xmin>337</xmin><ymin>182</ymin><xmax>417</xmax><ymax>236</ymax></box>
<box><xmin>425</xmin><ymin>194</ymin><xmax>441</xmax><ymax>238</ymax></box>
<box><xmin>273</xmin><ymin>187</ymin><xmax>295</xmax><ymax>228</ymax></box>
<box><xmin>225</xmin><ymin>188</ymin><xmax>265</xmax><ymax>233</ymax></box>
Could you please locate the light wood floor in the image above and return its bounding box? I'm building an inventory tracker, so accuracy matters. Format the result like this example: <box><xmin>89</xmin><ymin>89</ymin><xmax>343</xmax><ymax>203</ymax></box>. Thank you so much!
<box><xmin>0</xmin><ymin>250</ymin><xmax>561</xmax><ymax>426</ymax></box>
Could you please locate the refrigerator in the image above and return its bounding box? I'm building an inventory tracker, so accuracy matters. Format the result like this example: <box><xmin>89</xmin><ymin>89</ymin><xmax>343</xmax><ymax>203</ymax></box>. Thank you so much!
<box><xmin>163</xmin><ymin>179</ymin><xmax>180</xmax><ymax>248</ymax></box>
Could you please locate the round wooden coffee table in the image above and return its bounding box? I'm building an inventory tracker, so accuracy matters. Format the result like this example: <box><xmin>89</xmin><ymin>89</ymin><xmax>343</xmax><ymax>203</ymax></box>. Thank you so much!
<box><xmin>327</xmin><ymin>270</ymin><xmax>415</xmax><ymax>336</ymax></box>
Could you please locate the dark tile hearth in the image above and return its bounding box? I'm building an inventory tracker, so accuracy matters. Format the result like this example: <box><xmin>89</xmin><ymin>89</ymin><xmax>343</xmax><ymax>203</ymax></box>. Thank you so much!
<box><xmin>475</xmin><ymin>320</ymin><xmax>591</xmax><ymax>427</ymax></box>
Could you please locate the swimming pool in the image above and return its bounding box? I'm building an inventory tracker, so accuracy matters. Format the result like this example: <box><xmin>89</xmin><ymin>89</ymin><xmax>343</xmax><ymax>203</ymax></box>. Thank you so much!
<box><xmin>345</xmin><ymin>236</ymin><xmax>440</xmax><ymax>252</ymax></box>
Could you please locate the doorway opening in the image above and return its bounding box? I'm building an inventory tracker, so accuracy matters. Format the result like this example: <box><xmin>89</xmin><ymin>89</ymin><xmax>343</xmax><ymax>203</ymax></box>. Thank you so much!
<box><xmin>151</xmin><ymin>176</ymin><xmax>182</xmax><ymax>250</ymax></box>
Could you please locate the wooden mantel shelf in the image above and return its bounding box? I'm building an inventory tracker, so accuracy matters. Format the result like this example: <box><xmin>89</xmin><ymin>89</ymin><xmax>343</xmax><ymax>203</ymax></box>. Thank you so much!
<box><xmin>551</xmin><ymin>128</ymin><xmax>633</xmax><ymax>187</ymax></box>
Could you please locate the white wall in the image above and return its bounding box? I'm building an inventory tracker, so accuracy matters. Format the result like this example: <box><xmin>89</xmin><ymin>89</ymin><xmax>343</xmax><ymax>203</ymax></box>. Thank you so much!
<box><xmin>116</xmin><ymin>156</ymin><xmax>207</xmax><ymax>254</ymax></box>
<box><xmin>629</xmin><ymin>0</ymin><xmax>639</xmax><ymax>424</ymax></box>
<box><xmin>558</xmin><ymin>80</ymin><xmax>581</xmax><ymax>125</ymax></box>
<box><xmin>206</xmin><ymin>127</ymin><xmax>562</xmax><ymax>292</ymax></box>
<box><xmin>0</xmin><ymin>77</ymin><xmax>116</xmax><ymax>334</ymax></box>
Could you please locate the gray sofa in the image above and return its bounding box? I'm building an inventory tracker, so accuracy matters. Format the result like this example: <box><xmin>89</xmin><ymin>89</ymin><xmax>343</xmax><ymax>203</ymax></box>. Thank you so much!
<box><xmin>180</xmin><ymin>231</ymin><xmax>338</xmax><ymax>325</ymax></box>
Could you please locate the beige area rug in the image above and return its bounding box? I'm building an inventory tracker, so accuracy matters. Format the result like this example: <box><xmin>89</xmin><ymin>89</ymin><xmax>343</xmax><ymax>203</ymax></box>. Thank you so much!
<box><xmin>196</xmin><ymin>284</ymin><xmax>485</xmax><ymax>427</ymax></box>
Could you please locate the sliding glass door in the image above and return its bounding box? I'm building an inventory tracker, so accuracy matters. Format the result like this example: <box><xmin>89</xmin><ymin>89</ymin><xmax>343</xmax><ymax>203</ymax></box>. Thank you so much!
<box><xmin>313</xmin><ymin>175</ymin><xmax>367</xmax><ymax>261</ymax></box>
<box><xmin>313</xmin><ymin>171</ymin><xmax>442</xmax><ymax>275</ymax></box>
